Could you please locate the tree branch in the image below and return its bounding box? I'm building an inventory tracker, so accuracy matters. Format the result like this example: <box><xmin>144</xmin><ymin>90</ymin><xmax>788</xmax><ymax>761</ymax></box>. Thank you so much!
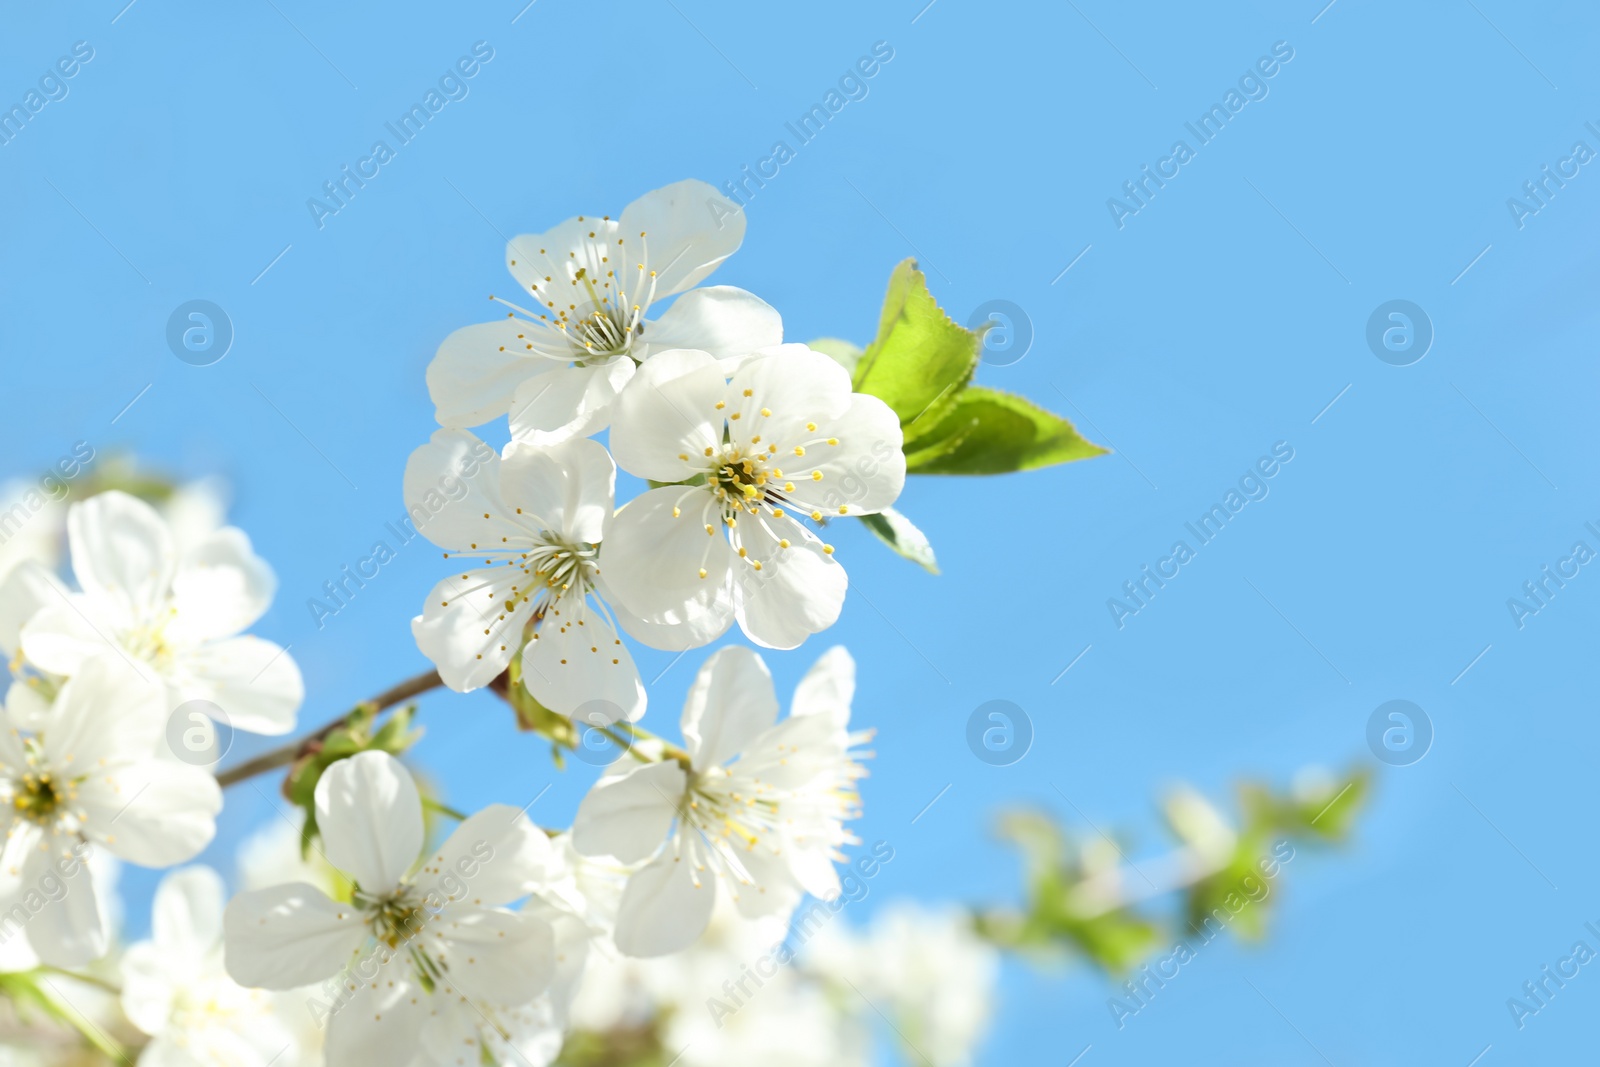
<box><xmin>215</xmin><ymin>668</ymin><xmax>443</xmax><ymax>788</ymax></box>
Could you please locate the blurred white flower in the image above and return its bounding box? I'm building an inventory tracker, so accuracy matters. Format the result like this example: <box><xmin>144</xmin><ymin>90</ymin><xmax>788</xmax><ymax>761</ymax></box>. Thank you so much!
<box><xmin>570</xmin><ymin>896</ymin><xmax>866</xmax><ymax>1067</ymax></box>
<box><xmin>121</xmin><ymin>867</ymin><xmax>308</xmax><ymax>1067</ymax></box>
<box><xmin>235</xmin><ymin>809</ymin><xmax>341</xmax><ymax>898</ymax></box>
<box><xmin>17</xmin><ymin>490</ymin><xmax>303</xmax><ymax>735</ymax></box>
<box><xmin>0</xmin><ymin>656</ymin><xmax>221</xmax><ymax>967</ymax></box>
<box><xmin>806</xmin><ymin>902</ymin><xmax>999</xmax><ymax>1067</ymax></box>
<box><xmin>223</xmin><ymin>752</ymin><xmax>559</xmax><ymax>1066</ymax></box>
<box><xmin>0</xmin><ymin>480</ymin><xmax>66</xmax><ymax>588</ymax></box>
<box><xmin>427</xmin><ymin>180</ymin><xmax>781</xmax><ymax>448</ymax></box>
<box><xmin>604</xmin><ymin>347</ymin><xmax>905</xmax><ymax>650</ymax></box>
<box><xmin>572</xmin><ymin>646</ymin><xmax>868</xmax><ymax>957</ymax></box>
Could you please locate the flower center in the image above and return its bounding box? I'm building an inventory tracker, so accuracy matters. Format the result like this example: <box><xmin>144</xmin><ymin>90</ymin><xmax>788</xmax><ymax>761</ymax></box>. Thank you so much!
<box><xmin>358</xmin><ymin>887</ymin><xmax>428</xmax><ymax>950</ymax></box>
<box><xmin>526</xmin><ymin>537</ymin><xmax>600</xmax><ymax>601</ymax></box>
<box><xmin>121</xmin><ymin>620</ymin><xmax>176</xmax><ymax>670</ymax></box>
<box><xmin>13</xmin><ymin>773</ymin><xmax>63</xmax><ymax>824</ymax></box>
<box><xmin>496</xmin><ymin>223</ymin><xmax>661</xmax><ymax>367</ymax></box>
<box><xmin>708</xmin><ymin>447</ymin><xmax>784</xmax><ymax>520</ymax></box>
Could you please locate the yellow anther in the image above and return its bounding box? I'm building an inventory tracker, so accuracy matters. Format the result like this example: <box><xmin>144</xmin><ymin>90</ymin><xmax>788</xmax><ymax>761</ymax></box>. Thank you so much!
<box><xmin>760</xmin><ymin>407</ymin><xmax>771</xmax><ymax>417</ymax></box>
<box><xmin>811</xmin><ymin>471</ymin><xmax>823</xmax><ymax>481</ymax></box>
<box><xmin>823</xmin><ymin>544</ymin><xmax>835</xmax><ymax>555</ymax></box>
<box><xmin>699</xmin><ymin>568</ymin><xmax>708</xmax><ymax>579</ymax></box>
<box><xmin>827</xmin><ymin>437</ymin><xmax>839</xmax><ymax>446</ymax></box>
<box><xmin>806</xmin><ymin>422</ymin><xmax>817</xmax><ymax>432</ymax></box>
<box><xmin>715</xmin><ymin>401</ymin><xmax>725</xmax><ymax>410</ymax></box>
<box><xmin>743</xmin><ymin>388</ymin><xmax>753</xmax><ymax>397</ymax></box>
<box><xmin>794</xmin><ymin>446</ymin><xmax>805</xmax><ymax>456</ymax></box>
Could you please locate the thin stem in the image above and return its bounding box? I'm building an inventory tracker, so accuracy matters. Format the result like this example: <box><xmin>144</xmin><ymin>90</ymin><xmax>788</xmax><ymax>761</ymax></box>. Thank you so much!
<box><xmin>215</xmin><ymin>668</ymin><xmax>444</xmax><ymax>788</ymax></box>
<box><xmin>422</xmin><ymin>796</ymin><xmax>468</xmax><ymax>822</ymax></box>
<box><xmin>36</xmin><ymin>966</ymin><xmax>121</xmax><ymax>997</ymax></box>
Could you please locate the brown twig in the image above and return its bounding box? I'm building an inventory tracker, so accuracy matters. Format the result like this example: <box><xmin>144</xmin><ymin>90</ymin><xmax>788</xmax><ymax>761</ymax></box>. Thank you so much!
<box><xmin>214</xmin><ymin>668</ymin><xmax>444</xmax><ymax>788</ymax></box>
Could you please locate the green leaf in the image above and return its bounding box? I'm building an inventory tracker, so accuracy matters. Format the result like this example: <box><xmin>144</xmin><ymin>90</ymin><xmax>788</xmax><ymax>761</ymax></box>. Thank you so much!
<box><xmin>852</xmin><ymin>259</ymin><xmax>982</xmax><ymax>428</ymax></box>
<box><xmin>809</xmin><ymin>337</ymin><xmax>863</xmax><ymax>377</ymax></box>
<box><xmin>857</xmin><ymin>507</ymin><xmax>939</xmax><ymax>574</ymax></box>
<box><xmin>904</xmin><ymin>387</ymin><xmax>1107</xmax><ymax>475</ymax></box>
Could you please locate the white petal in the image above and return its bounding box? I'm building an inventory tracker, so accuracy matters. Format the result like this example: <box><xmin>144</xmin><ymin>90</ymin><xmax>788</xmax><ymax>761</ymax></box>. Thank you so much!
<box><xmin>67</xmin><ymin>491</ymin><xmax>176</xmax><ymax>621</ymax></box>
<box><xmin>724</xmin><ymin>842</ymin><xmax>804</xmax><ymax>920</ymax></box>
<box><xmin>432</xmin><ymin>906</ymin><xmax>553</xmax><ymax>1005</ymax></box>
<box><xmin>79</xmin><ymin>761</ymin><xmax>221</xmax><ymax>867</ymax></box>
<box><xmin>43</xmin><ymin>655</ymin><xmax>164</xmax><ymax>771</ymax></box>
<box><xmin>612</xmin><ymin>837</ymin><xmax>716</xmax><ymax>957</ymax></box>
<box><xmin>680</xmin><ymin>646</ymin><xmax>777</xmax><ymax>769</ymax></box>
<box><xmin>411</xmin><ymin>570</ymin><xmax>529</xmax><ymax>693</ymax></box>
<box><xmin>167</xmin><ymin>527</ymin><xmax>276</xmax><ymax>643</ymax></box>
<box><xmin>733</xmin><ymin>526</ymin><xmax>847</xmax><ymax>650</ymax></box>
<box><xmin>428</xmin><ymin>319</ymin><xmax>558</xmax><ymax>428</ymax></box>
<box><xmin>119</xmin><ymin>941</ymin><xmax>176</xmax><ymax>1035</ymax></box>
<box><xmin>402</xmin><ymin>428</ymin><xmax>517</xmax><ymax>552</ymax></box>
<box><xmin>571</xmin><ymin>761</ymin><xmax>685</xmax><ymax>864</ymax></box>
<box><xmin>641</xmin><ymin>286</ymin><xmax>782</xmax><ymax>359</ymax></box>
<box><xmin>604</xmin><ymin>589</ymin><xmax>733</xmax><ymax>653</ymax></box>
<box><xmin>620</xmin><ymin>180</ymin><xmax>745</xmax><ymax>299</ymax></box>
<box><xmin>788</xmin><ymin>393</ymin><xmax>907</xmax><ymax>518</ymax></box>
<box><xmin>18</xmin><ymin>598</ymin><xmax>124</xmax><ymax>679</ymax></box>
<box><xmin>499</xmin><ymin>437</ymin><xmax>616</xmax><ymax>546</ymax></box>
<box><xmin>508</xmin><ymin>359</ymin><xmax>634</xmax><ymax>448</ymax></box>
<box><xmin>0</xmin><ymin>561</ymin><xmax>67</xmax><ymax>659</ymax></box>
<box><xmin>315</xmin><ymin>751</ymin><xmax>424</xmax><ymax>895</ymax></box>
<box><xmin>420</xmin><ymin>804</ymin><xmax>554</xmax><ymax>909</ymax></box>
<box><xmin>730</xmin><ymin>345</ymin><xmax>854</xmax><ymax>443</ymax></box>
<box><xmin>607</xmin><ymin>349</ymin><xmax>725</xmax><ymax>482</ymax></box>
<box><xmin>506</xmin><ymin>214</ymin><xmax>622</xmax><ymax>302</ymax></box>
<box><xmin>324</xmin><ymin>951</ymin><xmax>428</xmax><ymax>1063</ymax></box>
<box><xmin>791</xmin><ymin>646</ymin><xmax>856</xmax><ymax>727</ymax></box>
<box><xmin>152</xmin><ymin>865</ymin><xmax>227</xmax><ymax>961</ymax></box>
<box><xmin>601</xmin><ymin>487</ymin><xmax>734</xmax><ymax>627</ymax></box>
<box><xmin>177</xmin><ymin>636</ymin><xmax>304</xmax><ymax>735</ymax></box>
<box><xmin>19</xmin><ymin>841</ymin><xmax>107</xmax><ymax>966</ymax></box>
<box><xmin>223</xmin><ymin>883</ymin><xmax>365</xmax><ymax>989</ymax></box>
<box><xmin>521</xmin><ymin>602</ymin><xmax>644</xmax><ymax>724</ymax></box>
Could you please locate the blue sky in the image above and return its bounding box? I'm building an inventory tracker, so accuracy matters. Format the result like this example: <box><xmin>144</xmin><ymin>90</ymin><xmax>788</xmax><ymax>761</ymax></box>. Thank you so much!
<box><xmin>4</xmin><ymin>1</ymin><xmax>1600</xmax><ymax>1063</ymax></box>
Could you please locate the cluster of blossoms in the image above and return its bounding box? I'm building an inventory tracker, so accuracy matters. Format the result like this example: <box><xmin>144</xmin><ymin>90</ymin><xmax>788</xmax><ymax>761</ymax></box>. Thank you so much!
<box><xmin>0</xmin><ymin>183</ymin><xmax>924</xmax><ymax>1066</ymax></box>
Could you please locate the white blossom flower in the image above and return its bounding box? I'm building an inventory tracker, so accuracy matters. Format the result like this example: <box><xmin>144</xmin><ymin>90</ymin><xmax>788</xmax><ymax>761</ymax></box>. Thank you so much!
<box><xmin>426</xmin><ymin>180</ymin><xmax>782</xmax><ymax>448</ymax></box>
<box><xmin>0</xmin><ymin>656</ymin><xmax>221</xmax><ymax>967</ymax></box>
<box><xmin>223</xmin><ymin>751</ymin><xmax>558</xmax><ymax>1065</ymax></box>
<box><xmin>603</xmin><ymin>347</ymin><xmax>905</xmax><ymax>650</ymax></box>
<box><xmin>406</xmin><ymin>430</ymin><xmax>657</xmax><ymax>723</ymax></box>
<box><xmin>16</xmin><ymin>490</ymin><xmax>303</xmax><ymax>736</ymax></box>
<box><xmin>570</xmin><ymin>896</ymin><xmax>867</xmax><ymax>1067</ymax></box>
<box><xmin>572</xmin><ymin>646</ymin><xmax>869</xmax><ymax>957</ymax></box>
<box><xmin>804</xmin><ymin>902</ymin><xmax>998</xmax><ymax>1067</ymax></box>
<box><xmin>121</xmin><ymin>866</ymin><xmax>307</xmax><ymax>1067</ymax></box>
